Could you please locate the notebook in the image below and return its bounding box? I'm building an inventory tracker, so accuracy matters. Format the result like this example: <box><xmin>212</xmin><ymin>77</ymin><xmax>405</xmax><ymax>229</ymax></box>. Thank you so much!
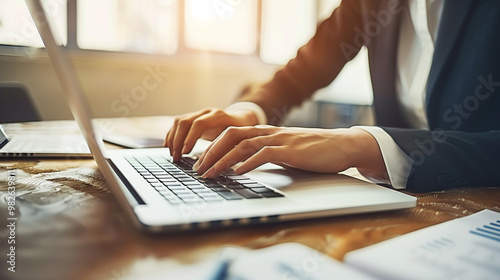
<box><xmin>26</xmin><ymin>0</ymin><xmax>416</xmax><ymax>232</ymax></box>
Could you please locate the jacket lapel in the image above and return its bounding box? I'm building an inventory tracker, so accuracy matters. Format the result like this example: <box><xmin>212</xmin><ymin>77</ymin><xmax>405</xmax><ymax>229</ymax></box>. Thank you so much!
<box><xmin>426</xmin><ymin>0</ymin><xmax>475</xmax><ymax>109</ymax></box>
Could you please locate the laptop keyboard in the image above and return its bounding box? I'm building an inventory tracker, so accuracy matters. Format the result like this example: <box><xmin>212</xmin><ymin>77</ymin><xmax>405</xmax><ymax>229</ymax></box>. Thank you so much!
<box><xmin>125</xmin><ymin>155</ymin><xmax>283</xmax><ymax>205</ymax></box>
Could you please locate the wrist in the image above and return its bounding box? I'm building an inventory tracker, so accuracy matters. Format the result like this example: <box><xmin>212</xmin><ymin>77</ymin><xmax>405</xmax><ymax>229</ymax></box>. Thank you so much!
<box><xmin>348</xmin><ymin>128</ymin><xmax>388</xmax><ymax>179</ymax></box>
<box><xmin>228</xmin><ymin>109</ymin><xmax>260</xmax><ymax>126</ymax></box>
<box><xmin>226</xmin><ymin>102</ymin><xmax>267</xmax><ymax>125</ymax></box>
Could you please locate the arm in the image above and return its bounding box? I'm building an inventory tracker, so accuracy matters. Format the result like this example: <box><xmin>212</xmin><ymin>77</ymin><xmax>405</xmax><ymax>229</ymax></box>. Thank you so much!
<box><xmin>384</xmin><ymin>128</ymin><xmax>500</xmax><ymax>192</ymax></box>
<box><xmin>193</xmin><ymin>126</ymin><xmax>387</xmax><ymax>181</ymax></box>
<box><xmin>165</xmin><ymin>0</ymin><xmax>366</xmax><ymax>158</ymax></box>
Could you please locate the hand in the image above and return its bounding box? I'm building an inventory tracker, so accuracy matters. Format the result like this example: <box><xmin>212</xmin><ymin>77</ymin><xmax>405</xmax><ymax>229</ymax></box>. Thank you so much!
<box><xmin>164</xmin><ymin>108</ymin><xmax>259</xmax><ymax>162</ymax></box>
<box><xmin>193</xmin><ymin>126</ymin><xmax>388</xmax><ymax>180</ymax></box>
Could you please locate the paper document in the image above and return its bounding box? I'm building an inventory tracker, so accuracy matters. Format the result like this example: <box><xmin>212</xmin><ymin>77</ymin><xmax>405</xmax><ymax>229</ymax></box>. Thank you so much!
<box><xmin>345</xmin><ymin>209</ymin><xmax>500</xmax><ymax>280</ymax></box>
<box><xmin>142</xmin><ymin>243</ymin><xmax>376</xmax><ymax>280</ymax></box>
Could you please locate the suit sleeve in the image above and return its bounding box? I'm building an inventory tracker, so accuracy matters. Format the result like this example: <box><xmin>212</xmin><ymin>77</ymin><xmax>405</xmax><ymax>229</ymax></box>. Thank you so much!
<box><xmin>240</xmin><ymin>0</ymin><xmax>366</xmax><ymax>125</ymax></box>
<box><xmin>383</xmin><ymin>128</ymin><xmax>500</xmax><ymax>192</ymax></box>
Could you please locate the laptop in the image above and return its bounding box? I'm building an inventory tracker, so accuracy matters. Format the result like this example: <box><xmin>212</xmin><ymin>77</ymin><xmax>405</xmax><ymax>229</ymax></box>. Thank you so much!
<box><xmin>0</xmin><ymin>123</ymin><xmax>91</xmax><ymax>158</ymax></box>
<box><xmin>26</xmin><ymin>0</ymin><xmax>416</xmax><ymax>232</ymax></box>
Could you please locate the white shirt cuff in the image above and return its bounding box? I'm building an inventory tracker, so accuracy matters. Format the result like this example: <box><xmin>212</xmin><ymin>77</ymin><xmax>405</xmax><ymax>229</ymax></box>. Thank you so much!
<box><xmin>353</xmin><ymin>126</ymin><xmax>413</xmax><ymax>189</ymax></box>
<box><xmin>226</xmin><ymin>102</ymin><xmax>267</xmax><ymax>125</ymax></box>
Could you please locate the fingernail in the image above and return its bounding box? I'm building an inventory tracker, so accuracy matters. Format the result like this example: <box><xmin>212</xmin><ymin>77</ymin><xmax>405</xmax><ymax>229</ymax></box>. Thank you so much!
<box><xmin>197</xmin><ymin>165</ymin><xmax>207</xmax><ymax>175</ymax></box>
<box><xmin>233</xmin><ymin>166</ymin><xmax>242</xmax><ymax>174</ymax></box>
<box><xmin>202</xmin><ymin>168</ymin><xmax>214</xmax><ymax>178</ymax></box>
<box><xmin>192</xmin><ymin>160</ymin><xmax>200</xmax><ymax>171</ymax></box>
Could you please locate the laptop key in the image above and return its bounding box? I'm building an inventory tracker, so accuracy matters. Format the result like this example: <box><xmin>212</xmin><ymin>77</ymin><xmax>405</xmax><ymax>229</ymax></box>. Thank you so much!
<box><xmin>201</xmin><ymin>195</ymin><xmax>223</xmax><ymax>202</ymax></box>
<box><xmin>178</xmin><ymin>177</ymin><xmax>195</xmax><ymax>182</ymax></box>
<box><xmin>183</xmin><ymin>181</ymin><xmax>202</xmax><ymax>186</ymax></box>
<box><xmin>234</xmin><ymin>189</ymin><xmax>261</xmax><ymax>199</ymax></box>
<box><xmin>226</xmin><ymin>175</ymin><xmax>250</xmax><ymax>180</ymax></box>
<box><xmin>193</xmin><ymin>188</ymin><xmax>214</xmax><ymax>194</ymax></box>
<box><xmin>165</xmin><ymin>198</ymin><xmax>183</xmax><ymax>205</ymax></box>
<box><xmin>167</xmin><ymin>186</ymin><xmax>188</xmax><ymax>191</ymax></box>
<box><xmin>186</xmin><ymin>185</ymin><xmax>207</xmax><ymax>190</ymax></box>
<box><xmin>210</xmin><ymin>187</ymin><xmax>227</xmax><ymax>192</ymax></box>
<box><xmin>205</xmin><ymin>182</ymin><xmax>222</xmax><ymax>188</ymax></box>
<box><xmin>160</xmin><ymin>178</ymin><xmax>178</xmax><ymax>184</ymax></box>
<box><xmin>171</xmin><ymin>190</ymin><xmax>192</xmax><ymax>196</ymax></box>
<box><xmin>151</xmin><ymin>183</ymin><xmax>165</xmax><ymax>188</ymax></box>
<box><xmin>178</xmin><ymin>194</ymin><xmax>201</xmax><ymax>201</ymax></box>
<box><xmin>242</xmin><ymin>182</ymin><xmax>266</xmax><ymax>188</ymax></box>
<box><xmin>183</xmin><ymin>198</ymin><xmax>204</xmax><ymax>204</ymax></box>
<box><xmin>249</xmin><ymin>187</ymin><xmax>274</xmax><ymax>193</ymax></box>
<box><xmin>225</xmin><ymin>184</ymin><xmax>245</xmax><ymax>189</ymax></box>
<box><xmin>217</xmin><ymin>191</ymin><xmax>244</xmax><ymax>200</ymax></box>
<box><xmin>260</xmin><ymin>191</ymin><xmax>284</xmax><ymax>198</ymax></box>
<box><xmin>156</xmin><ymin>175</ymin><xmax>174</xmax><ymax>179</ymax></box>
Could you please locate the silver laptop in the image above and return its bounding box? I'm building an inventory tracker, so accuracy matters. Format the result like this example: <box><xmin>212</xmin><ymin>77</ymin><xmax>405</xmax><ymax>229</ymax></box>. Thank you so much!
<box><xmin>0</xmin><ymin>124</ymin><xmax>91</xmax><ymax>158</ymax></box>
<box><xmin>26</xmin><ymin>0</ymin><xmax>416</xmax><ymax>232</ymax></box>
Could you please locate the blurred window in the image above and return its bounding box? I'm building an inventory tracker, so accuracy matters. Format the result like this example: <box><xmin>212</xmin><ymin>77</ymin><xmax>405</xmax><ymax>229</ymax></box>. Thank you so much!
<box><xmin>0</xmin><ymin>0</ymin><xmax>346</xmax><ymax>64</ymax></box>
<box><xmin>185</xmin><ymin>0</ymin><xmax>257</xmax><ymax>55</ymax></box>
<box><xmin>77</xmin><ymin>0</ymin><xmax>178</xmax><ymax>55</ymax></box>
<box><xmin>0</xmin><ymin>0</ymin><xmax>67</xmax><ymax>47</ymax></box>
<box><xmin>260</xmin><ymin>0</ymin><xmax>316</xmax><ymax>65</ymax></box>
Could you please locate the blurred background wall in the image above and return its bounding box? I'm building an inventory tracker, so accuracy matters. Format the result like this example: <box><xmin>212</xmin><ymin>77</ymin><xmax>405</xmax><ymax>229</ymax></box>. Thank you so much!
<box><xmin>0</xmin><ymin>0</ymin><xmax>374</xmax><ymax>127</ymax></box>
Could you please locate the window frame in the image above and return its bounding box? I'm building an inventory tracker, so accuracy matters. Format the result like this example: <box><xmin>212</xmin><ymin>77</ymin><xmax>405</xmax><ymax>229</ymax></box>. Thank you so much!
<box><xmin>0</xmin><ymin>0</ymin><xmax>338</xmax><ymax>65</ymax></box>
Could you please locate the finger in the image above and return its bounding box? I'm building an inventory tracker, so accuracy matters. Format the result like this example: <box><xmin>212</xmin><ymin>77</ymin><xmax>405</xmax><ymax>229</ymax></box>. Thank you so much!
<box><xmin>200</xmin><ymin>135</ymin><xmax>277</xmax><ymax>178</ymax></box>
<box><xmin>164</xmin><ymin>115</ymin><xmax>182</xmax><ymax>147</ymax></box>
<box><xmin>170</xmin><ymin>110</ymin><xmax>211</xmax><ymax>161</ymax></box>
<box><xmin>171</xmin><ymin>120</ymin><xmax>192</xmax><ymax>162</ymax></box>
<box><xmin>163</xmin><ymin>130</ymin><xmax>170</xmax><ymax>147</ymax></box>
<box><xmin>181</xmin><ymin>112</ymin><xmax>232</xmax><ymax>155</ymax></box>
<box><xmin>233</xmin><ymin>146</ymin><xmax>284</xmax><ymax>174</ymax></box>
<box><xmin>196</xmin><ymin>124</ymin><xmax>275</xmax><ymax>164</ymax></box>
<box><xmin>196</xmin><ymin>125</ymin><xmax>277</xmax><ymax>174</ymax></box>
<box><xmin>165</xmin><ymin>117</ymin><xmax>180</xmax><ymax>156</ymax></box>
<box><xmin>193</xmin><ymin>126</ymin><xmax>229</xmax><ymax>169</ymax></box>
<box><xmin>196</xmin><ymin>127</ymin><xmax>260</xmax><ymax>175</ymax></box>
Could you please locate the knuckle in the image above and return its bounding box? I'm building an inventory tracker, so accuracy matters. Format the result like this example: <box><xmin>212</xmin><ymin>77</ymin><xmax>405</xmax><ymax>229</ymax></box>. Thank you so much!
<box><xmin>211</xmin><ymin>109</ymin><xmax>227</xmax><ymax>118</ymax></box>
<box><xmin>178</xmin><ymin>118</ymin><xmax>192</xmax><ymax>126</ymax></box>
<box><xmin>239</xmin><ymin>138</ymin><xmax>254</xmax><ymax>149</ymax></box>
<box><xmin>261</xmin><ymin>146</ymin><xmax>275</xmax><ymax>156</ymax></box>
<box><xmin>225</xmin><ymin>126</ymin><xmax>239</xmax><ymax>136</ymax></box>
<box><xmin>192</xmin><ymin>119</ymin><xmax>206</xmax><ymax>128</ymax></box>
<box><xmin>173</xmin><ymin>117</ymin><xmax>182</xmax><ymax>125</ymax></box>
<box><xmin>202</xmin><ymin>108</ymin><xmax>214</xmax><ymax>114</ymax></box>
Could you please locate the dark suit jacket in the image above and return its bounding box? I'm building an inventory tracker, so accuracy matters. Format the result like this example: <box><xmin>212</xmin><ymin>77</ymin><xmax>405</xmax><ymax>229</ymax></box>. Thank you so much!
<box><xmin>241</xmin><ymin>0</ymin><xmax>500</xmax><ymax>192</ymax></box>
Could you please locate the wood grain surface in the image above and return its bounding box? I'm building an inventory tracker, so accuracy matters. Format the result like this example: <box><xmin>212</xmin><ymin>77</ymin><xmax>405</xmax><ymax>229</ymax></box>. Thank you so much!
<box><xmin>1</xmin><ymin>119</ymin><xmax>499</xmax><ymax>280</ymax></box>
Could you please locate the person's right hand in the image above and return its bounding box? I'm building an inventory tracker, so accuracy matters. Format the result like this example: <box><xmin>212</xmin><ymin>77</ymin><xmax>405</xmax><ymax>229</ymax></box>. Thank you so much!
<box><xmin>164</xmin><ymin>108</ymin><xmax>259</xmax><ymax>162</ymax></box>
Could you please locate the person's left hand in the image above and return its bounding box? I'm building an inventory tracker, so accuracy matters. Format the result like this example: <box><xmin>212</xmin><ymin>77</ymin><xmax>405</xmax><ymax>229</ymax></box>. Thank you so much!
<box><xmin>193</xmin><ymin>125</ymin><xmax>387</xmax><ymax>179</ymax></box>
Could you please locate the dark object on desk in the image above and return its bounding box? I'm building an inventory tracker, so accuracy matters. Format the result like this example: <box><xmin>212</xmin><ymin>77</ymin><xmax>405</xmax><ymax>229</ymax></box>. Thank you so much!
<box><xmin>0</xmin><ymin>83</ymin><xmax>41</xmax><ymax>123</ymax></box>
<box><xmin>102</xmin><ymin>134</ymin><xmax>164</xmax><ymax>149</ymax></box>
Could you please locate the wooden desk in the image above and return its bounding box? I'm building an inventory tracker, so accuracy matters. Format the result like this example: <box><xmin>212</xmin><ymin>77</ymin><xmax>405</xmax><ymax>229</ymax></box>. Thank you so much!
<box><xmin>1</xmin><ymin>118</ymin><xmax>499</xmax><ymax>280</ymax></box>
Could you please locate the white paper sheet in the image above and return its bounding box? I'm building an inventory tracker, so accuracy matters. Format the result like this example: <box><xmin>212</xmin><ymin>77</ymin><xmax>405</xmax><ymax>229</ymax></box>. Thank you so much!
<box><xmin>345</xmin><ymin>209</ymin><xmax>500</xmax><ymax>280</ymax></box>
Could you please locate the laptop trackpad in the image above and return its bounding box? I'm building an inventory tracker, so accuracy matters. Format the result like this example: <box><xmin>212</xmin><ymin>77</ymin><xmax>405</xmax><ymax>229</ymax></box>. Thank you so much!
<box><xmin>246</xmin><ymin>165</ymin><xmax>392</xmax><ymax>206</ymax></box>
